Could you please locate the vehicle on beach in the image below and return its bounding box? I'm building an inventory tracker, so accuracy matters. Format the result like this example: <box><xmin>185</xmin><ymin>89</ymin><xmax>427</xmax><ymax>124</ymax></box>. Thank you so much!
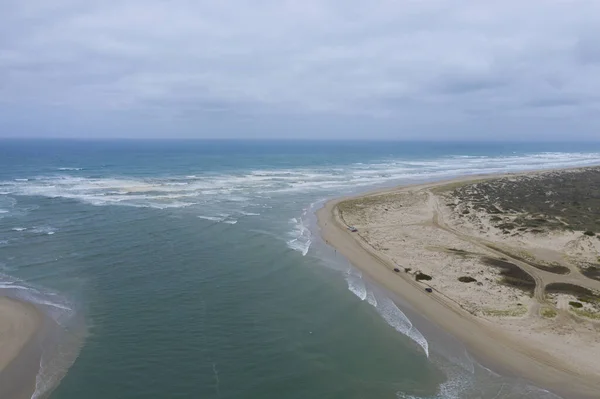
<box><xmin>347</xmin><ymin>226</ymin><xmax>358</xmax><ymax>232</ymax></box>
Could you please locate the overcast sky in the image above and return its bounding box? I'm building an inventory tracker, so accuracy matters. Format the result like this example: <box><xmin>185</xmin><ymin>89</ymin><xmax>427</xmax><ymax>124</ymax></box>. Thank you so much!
<box><xmin>2</xmin><ymin>1</ymin><xmax>600</xmax><ymax>140</ymax></box>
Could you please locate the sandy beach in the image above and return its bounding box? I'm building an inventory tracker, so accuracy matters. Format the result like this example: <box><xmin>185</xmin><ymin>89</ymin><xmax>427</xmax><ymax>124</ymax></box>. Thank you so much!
<box><xmin>0</xmin><ymin>297</ymin><xmax>42</xmax><ymax>399</ymax></box>
<box><xmin>317</xmin><ymin>167</ymin><xmax>600</xmax><ymax>399</ymax></box>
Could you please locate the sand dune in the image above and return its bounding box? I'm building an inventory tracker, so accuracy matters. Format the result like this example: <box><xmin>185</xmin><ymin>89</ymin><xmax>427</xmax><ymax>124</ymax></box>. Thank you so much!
<box><xmin>318</xmin><ymin>167</ymin><xmax>600</xmax><ymax>399</ymax></box>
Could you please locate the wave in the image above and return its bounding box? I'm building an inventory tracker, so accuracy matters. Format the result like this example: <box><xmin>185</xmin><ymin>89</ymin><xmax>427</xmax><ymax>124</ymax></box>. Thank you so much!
<box><xmin>346</xmin><ymin>273</ymin><xmax>367</xmax><ymax>301</ymax></box>
<box><xmin>342</xmin><ymin>269</ymin><xmax>429</xmax><ymax>357</ymax></box>
<box><xmin>286</xmin><ymin>210</ymin><xmax>312</xmax><ymax>256</ymax></box>
<box><xmin>198</xmin><ymin>215</ymin><xmax>238</xmax><ymax>225</ymax></box>
<box><xmin>238</xmin><ymin>211</ymin><xmax>260</xmax><ymax>216</ymax></box>
<box><xmin>395</xmin><ymin>361</ymin><xmax>564</xmax><ymax>399</ymax></box>
<box><xmin>58</xmin><ymin>167</ymin><xmax>83</xmax><ymax>171</ymax></box>
<box><xmin>366</xmin><ymin>290</ymin><xmax>378</xmax><ymax>306</ymax></box>
<box><xmin>31</xmin><ymin>226</ymin><xmax>57</xmax><ymax>235</ymax></box>
<box><xmin>372</xmin><ymin>293</ymin><xmax>429</xmax><ymax>357</ymax></box>
<box><xmin>198</xmin><ymin>215</ymin><xmax>226</xmax><ymax>222</ymax></box>
<box><xmin>1</xmin><ymin>151</ymin><xmax>599</xmax><ymax>214</ymax></box>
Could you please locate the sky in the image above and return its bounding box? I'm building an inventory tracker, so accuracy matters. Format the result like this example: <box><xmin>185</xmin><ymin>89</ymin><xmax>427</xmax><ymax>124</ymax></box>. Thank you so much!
<box><xmin>2</xmin><ymin>1</ymin><xmax>600</xmax><ymax>140</ymax></box>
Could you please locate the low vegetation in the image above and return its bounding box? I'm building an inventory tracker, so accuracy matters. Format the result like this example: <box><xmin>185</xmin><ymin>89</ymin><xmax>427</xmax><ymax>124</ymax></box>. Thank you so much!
<box><xmin>573</xmin><ymin>308</ymin><xmax>600</xmax><ymax>320</ymax></box>
<box><xmin>446</xmin><ymin>168</ymin><xmax>600</xmax><ymax>233</ymax></box>
<box><xmin>415</xmin><ymin>272</ymin><xmax>432</xmax><ymax>281</ymax></box>
<box><xmin>483</xmin><ymin>307</ymin><xmax>527</xmax><ymax>317</ymax></box>
<box><xmin>580</xmin><ymin>264</ymin><xmax>600</xmax><ymax>281</ymax></box>
<box><xmin>483</xmin><ymin>244</ymin><xmax>570</xmax><ymax>275</ymax></box>
<box><xmin>481</xmin><ymin>256</ymin><xmax>536</xmax><ymax>294</ymax></box>
<box><xmin>545</xmin><ymin>283</ymin><xmax>600</xmax><ymax>303</ymax></box>
<box><xmin>458</xmin><ymin>276</ymin><xmax>477</xmax><ymax>283</ymax></box>
<box><xmin>541</xmin><ymin>307</ymin><xmax>557</xmax><ymax>318</ymax></box>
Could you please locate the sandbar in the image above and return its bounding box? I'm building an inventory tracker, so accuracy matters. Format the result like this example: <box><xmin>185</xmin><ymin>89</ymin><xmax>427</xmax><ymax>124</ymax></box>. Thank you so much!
<box><xmin>0</xmin><ymin>297</ymin><xmax>42</xmax><ymax>399</ymax></box>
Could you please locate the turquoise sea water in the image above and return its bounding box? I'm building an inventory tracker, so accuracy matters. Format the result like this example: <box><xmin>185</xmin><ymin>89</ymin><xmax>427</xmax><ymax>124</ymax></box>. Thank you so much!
<box><xmin>2</xmin><ymin>140</ymin><xmax>600</xmax><ymax>399</ymax></box>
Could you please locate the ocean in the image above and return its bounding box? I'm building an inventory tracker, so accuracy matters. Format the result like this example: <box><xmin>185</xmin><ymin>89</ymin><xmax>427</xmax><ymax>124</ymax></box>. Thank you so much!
<box><xmin>1</xmin><ymin>140</ymin><xmax>600</xmax><ymax>399</ymax></box>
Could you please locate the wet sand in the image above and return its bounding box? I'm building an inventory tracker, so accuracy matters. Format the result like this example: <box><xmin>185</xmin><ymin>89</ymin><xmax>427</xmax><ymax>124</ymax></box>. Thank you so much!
<box><xmin>317</xmin><ymin>168</ymin><xmax>600</xmax><ymax>399</ymax></box>
<box><xmin>0</xmin><ymin>297</ymin><xmax>42</xmax><ymax>399</ymax></box>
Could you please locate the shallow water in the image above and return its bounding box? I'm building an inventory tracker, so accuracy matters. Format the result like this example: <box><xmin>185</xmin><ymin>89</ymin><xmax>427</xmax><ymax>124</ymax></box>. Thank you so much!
<box><xmin>1</xmin><ymin>140</ymin><xmax>599</xmax><ymax>398</ymax></box>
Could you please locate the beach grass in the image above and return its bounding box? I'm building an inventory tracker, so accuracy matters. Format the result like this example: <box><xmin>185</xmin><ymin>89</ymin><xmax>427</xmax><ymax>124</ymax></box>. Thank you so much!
<box><xmin>483</xmin><ymin>306</ymin><xmax>527</xmax><ymax>317</ymax></box>
<box><xmin>541</xmin><ymin>307</ymin><xmax>557</xmax><ymax>318</ymax></box>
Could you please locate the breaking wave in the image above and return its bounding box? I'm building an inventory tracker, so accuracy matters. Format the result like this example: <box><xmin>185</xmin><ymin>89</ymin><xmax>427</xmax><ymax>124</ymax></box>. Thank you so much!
<box><xmin>0</xmin><ymin>152</ymin><xmax>598</xmax><ymax>214</ymax></box>
<box><xmin>346</xmin><ymin>273</ymin><xmax>367</xmax><ymax>301</ymax></box>
<box><xmin>286</xmin><ymin>201</ymin><xmax>319</xmax><ymax>256</ymax></box>
<box><xmin>395</xmin><ymin>360</ymin><xmax>564</xmax><ymax>399</ymax></box>
<box><xmin>343</xmin><ymin>269</ymin><xmax>429</xmax><ymax>357</ymax></box>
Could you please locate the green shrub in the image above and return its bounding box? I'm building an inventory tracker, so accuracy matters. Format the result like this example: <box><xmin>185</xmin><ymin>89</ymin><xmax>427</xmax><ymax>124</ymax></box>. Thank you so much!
<box><xmin>584</xmin><ymin>231</ymin><xmax>596</xmax><ymax>236</ymax></box>
<box><xmin>458</xmin><ymin>276</ymin><xmax>477</xmax><ymax>283</ymax></box>
<box><xmin>415</xmin><ymin>272</ymin><xmax>432</xmax><ymax>281</ymax></box>
<box><xmin>569</xmin><ymin>301</ymin><xmax>583</xmax><ymax>308</ymax></box>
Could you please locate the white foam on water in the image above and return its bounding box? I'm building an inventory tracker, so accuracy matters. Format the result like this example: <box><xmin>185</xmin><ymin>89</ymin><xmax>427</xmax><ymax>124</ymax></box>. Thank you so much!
<box><xmin>366</xmin><ymin>290</ymin><xmax>378</xmax><ymax>307</ymax></box>
<box><xmin>239</xmin><ymin>211</ymin><xmax>260</xmax><ymax>216</ymax></box>
<box><xmin>58</xmin><ymin>167</ymin><xmax>83</xmax><ymax>171</ymax></box>
<box><xmin>197</xmin><ymin>215</ymin><xmax>238</xmax><ymax>225</ymax></box>
<box><xmin>395</xmin><ymin>362</ymin><xmax>565</xmax><ymax>399</ymax></box>
<box><xmin>1</xmin><ymin>152</ymin><xmax>597</xmax><ymax>211</ymax></box>
<box><xmin>396</xmin><ymin>373</ymin><xmax>472</xmax><ymax>399</ymax></box>
<box><xmin>31</xmin><ymin>226</ymin><xmax>57</xmax><ymax>235</ymax></box>
<box><xmin>286</xmin><ymin>213</ymin><xmax>312</xmax><ymax>256</ymax></box>
<box><xmin>198</xmin><ymin>215</ymin><xmax>226</xmax><ymax>222</ymax></box>
<box><xmin>371</xmin><ymin>294</ymin><xmax>429</xmax><ymax>357</ymax></box>
<box><xmin>0</xmin><ymin>209</ymin><xmax>8</xmax><ymax>213</ymax></box>
<box><xmin>146</xmin><ymin>201</ymin><xmax>197</xmax><ymax>210</ymax></box>
<box><xmin>12</xmin><ymin>227</ymin><xmax>27</xmax><ymax>231</ymax></box>
<box><xmin>346</xmin><ymin>273</ymin><xmax>367</xmax><ymax>301</ymax></box>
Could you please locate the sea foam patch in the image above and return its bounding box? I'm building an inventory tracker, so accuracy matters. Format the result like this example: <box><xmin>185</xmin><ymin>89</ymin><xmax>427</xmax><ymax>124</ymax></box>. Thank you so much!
<box><xmin>286</xmin><ymin>213</ymin><xmax>312</xmax><ymax>256</ymax></box>
<box><xmin>1</xmin><ymin>152</ymin><xmax>599</xmax><ymax>219</ymax></box>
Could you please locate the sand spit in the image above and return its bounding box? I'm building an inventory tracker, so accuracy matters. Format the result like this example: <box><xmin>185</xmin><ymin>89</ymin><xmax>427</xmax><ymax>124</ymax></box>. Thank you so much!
<box><xmin>318</xmin><ymin>166</ymin><xmax>600</xmax><ymax>399</ymax></box>
<box><xmin>0</xmin><ymin>297</ymin><xmax>42</xmax><ymax>399</ymax></box>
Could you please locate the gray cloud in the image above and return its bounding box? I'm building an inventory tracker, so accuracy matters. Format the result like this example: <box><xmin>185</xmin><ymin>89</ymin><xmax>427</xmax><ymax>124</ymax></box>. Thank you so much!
<box><xmin>2</xmin><ymin>0</ymin><xmax>600</xmax><ymax>139</ymax></box>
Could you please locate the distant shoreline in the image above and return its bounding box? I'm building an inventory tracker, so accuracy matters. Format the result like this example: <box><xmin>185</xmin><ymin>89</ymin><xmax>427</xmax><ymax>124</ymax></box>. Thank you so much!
<box><xmin>317</xmin><ymin>166</ymin><xmax>600</xmax><ymax>399</ymax></box>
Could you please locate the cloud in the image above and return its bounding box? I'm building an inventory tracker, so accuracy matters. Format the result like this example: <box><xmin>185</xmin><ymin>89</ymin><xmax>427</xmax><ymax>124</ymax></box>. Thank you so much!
<box><xmin>1</xmin><ymin>0</ymin><xmax>600</xmax><ymax>138</ymax></box>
